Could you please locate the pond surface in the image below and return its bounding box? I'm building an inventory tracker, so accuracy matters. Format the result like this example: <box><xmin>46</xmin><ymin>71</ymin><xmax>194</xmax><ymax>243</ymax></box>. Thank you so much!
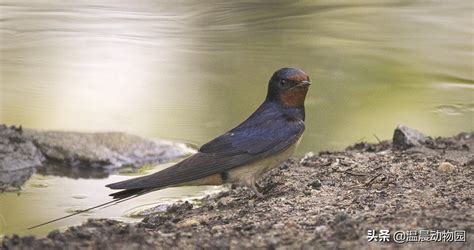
<box><xmin>0</xmin><ymin>0</ymin><xmax>473</xmax><ymax>237</ymax></box>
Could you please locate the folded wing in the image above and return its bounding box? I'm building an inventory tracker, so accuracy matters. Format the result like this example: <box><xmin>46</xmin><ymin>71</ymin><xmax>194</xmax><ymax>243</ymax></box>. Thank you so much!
<box><xmin>107</xmin><ymin>107</ymin><xmax>304</xmax><ymax>195</ymax></box>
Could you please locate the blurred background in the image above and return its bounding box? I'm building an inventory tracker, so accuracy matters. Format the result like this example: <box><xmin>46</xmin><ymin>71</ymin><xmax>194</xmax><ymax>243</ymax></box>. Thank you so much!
<box><xmin>0</xmin><ymin>0</ymin><xmax>473</xmax><ymax>237</ymax></box>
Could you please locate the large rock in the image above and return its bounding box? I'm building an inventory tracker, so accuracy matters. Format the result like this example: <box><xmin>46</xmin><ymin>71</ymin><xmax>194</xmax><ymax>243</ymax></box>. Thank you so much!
<box><xmin>0</xmin><ymin>125</ymin><xmax>43</xmax><ymax>189</ymax></box>
<box><xmin>0</xmin><ymin>125</ymin><xmax>195</xmax><ymax>188</ymax></box>
<box><xmin>392</xmin><ymin>125</ymin><xmax>427</xmax><ymax>149</ymax></box>
<box><xmin>23</xmin><ymin>129</ymin><xmax>195</xmax><ymax>169</ymax></box>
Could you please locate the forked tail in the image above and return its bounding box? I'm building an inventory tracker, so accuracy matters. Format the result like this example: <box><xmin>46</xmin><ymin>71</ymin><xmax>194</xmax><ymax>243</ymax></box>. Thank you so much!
<box><xmin>28</xmin><ymin>188</ymin><xmax>145</xmax><ymax>230</ymax></box>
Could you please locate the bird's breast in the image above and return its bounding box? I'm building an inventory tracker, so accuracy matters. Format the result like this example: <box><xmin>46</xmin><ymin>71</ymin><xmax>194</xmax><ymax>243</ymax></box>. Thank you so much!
<box><xmin>225</xmin><ymin>137</ymin><xmax>302</xmax><ymax>185</ymax></box>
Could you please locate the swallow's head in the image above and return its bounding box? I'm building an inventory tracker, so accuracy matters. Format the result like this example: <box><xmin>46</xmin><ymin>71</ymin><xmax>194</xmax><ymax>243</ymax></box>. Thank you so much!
<box><xmin>266</xmin><ymin>67</ymin><xmax>311</xmax><ymax>108</ymax></box>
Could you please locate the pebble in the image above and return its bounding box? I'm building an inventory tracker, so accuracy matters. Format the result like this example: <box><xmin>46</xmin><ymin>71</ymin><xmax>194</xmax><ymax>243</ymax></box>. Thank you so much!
<box><xmin>300</xmin><ymin>152</ymin><xmax>315</xmax><ymax>166</ymax></box>
<box><xmin>177</xmin><ymin>219</ymin><xmax>200</xmax><ymax>228</ymax></box>
<box><xmin>315</xmin><ymin>225</ymin><xmax>327</xmax><ymax>232</ymax></box>
<box><xmin>273</xmin><ymin>223</ymin><xmax>285</xmax><ymax>229</ymax></box>
<box><xmin>308</xmin><ymin>180</ymin><xmax>322</xmax><ymax>190</ymax></box>
<box><xmin>218</xmin><ymin>197</ymin><xmax>232</xmax><ymax>207</ymax></box>
<box><xmin>438</xmin><ymin>162</ymin><xmax>456</xmax><ymax>173</ymax></box>
<box><xmin>211</xmin><ymin>225</ymin><xmax>224</xmax><ymax>232</ymax></box>
<box><xmin>247</xmin><ymin>200</ymin><xmax>255</xmax><ymax>207</ymax></box>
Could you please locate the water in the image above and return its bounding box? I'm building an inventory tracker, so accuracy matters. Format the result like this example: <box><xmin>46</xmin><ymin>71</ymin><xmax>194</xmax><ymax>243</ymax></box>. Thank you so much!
<box><xmin>0</xmin><ymin>0</ymin><xmax>473</xmax><ymax>237</ymax></box>
<box><xmin>0</xmin><ymin>162</ymin><xmax>223</xmax><ymax>237</ymax></box>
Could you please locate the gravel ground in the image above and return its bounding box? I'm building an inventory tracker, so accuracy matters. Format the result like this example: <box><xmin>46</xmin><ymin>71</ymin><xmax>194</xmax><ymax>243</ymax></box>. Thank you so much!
<box><xmin>2</xmin><ymin>131</ymin><xmax>473</xmax><ymax>249</ymax></box>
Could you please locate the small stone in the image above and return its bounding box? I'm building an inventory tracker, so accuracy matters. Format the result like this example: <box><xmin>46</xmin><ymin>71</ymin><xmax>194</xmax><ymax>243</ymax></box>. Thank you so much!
<box><xmin>438</xmin><ymin>162</ymin><xmax>456</xmax><ymax>173</ymax></box>
<box><xmin>217</xmin><ymin>197</ymin><xmax>232</xmax><ymax>208</ymax></box>
<box><xmin>300</xmin><ymin>152</ymin><xmax>315</xmax><ymax>166</ymax></box>
<box><xmin>177</xmin><ymin>219</ymin><xmax>200</xmax><ymax>228</ymax></box>
<box><xmin>285</xmin><ymin>220</ymin><xmax>298</xmax><ymax>228</ymax></box>
<box><xmin>273</xmin><ymin>223</ymin><xmax>285</xmax><ymax>229</ymax></box>
<box><xmin>211</xmin><ymin>225</ymin><xmax>224</xmax><ymax>232</ymax></box>
<box><xmin>315</xmin><ymin>225</ymin><xmax>327</xmax><ymax>232</ymax></box>
<box><xmin>180</xmin><ymin>232</ymin><xmax>193</xmax><ymax>238</ymax></box>
<box><xmin>308</xmin><ymin>180</ymin><xmax>322</xmax><ymax>190</ymax></box>
<box><xmin>247</xmin><ymin>200</ymin><xmax>255</xmax><ymax>207</ymax></box>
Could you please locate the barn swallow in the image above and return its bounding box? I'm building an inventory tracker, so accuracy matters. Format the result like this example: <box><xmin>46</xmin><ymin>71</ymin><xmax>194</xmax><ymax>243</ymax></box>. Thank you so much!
<box><xmin>28</xmin><ymin>67</ymin><xmax>310</xmax><ymax>229</ymax></box>
<box><xmin>107</xmin><ymin>67</ymin><xmax>310</xmax><ymax>199</ymax></box>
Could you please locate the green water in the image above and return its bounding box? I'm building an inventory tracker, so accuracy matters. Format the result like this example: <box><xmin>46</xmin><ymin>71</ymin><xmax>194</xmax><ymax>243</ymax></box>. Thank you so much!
<box><xmin>0</xmin><ymin>0</ymin><xmax>473</xmax><ymax>237</ymax></box>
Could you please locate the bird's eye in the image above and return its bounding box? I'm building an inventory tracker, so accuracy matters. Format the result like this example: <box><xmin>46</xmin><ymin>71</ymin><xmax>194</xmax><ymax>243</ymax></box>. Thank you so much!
<box><xmin>280</xmin><ymin>79</ymin><xmax>290</xmax><ymax>88</ymax></box>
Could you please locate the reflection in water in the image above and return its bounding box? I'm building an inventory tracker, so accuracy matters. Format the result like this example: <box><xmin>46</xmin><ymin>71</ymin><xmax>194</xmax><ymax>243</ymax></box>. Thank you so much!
<box><xmin>36</xmin><ymin>164</ymin><xmax>110</xmax><ymax>179</ymax></box>
<box><xmin>0</xmin><ymin>0</ymin><xmax>473</xmax><ymax>237</ymax></box>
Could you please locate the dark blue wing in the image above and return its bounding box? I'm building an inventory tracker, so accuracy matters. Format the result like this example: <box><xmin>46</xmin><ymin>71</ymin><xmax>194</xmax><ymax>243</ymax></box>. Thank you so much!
<box><xmin>199</xmin><ymin>112</ymin><xmax>304</xmax><ymax>156</ymax></box>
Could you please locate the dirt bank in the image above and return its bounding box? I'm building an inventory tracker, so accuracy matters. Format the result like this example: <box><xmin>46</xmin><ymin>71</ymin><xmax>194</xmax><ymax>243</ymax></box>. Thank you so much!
<box><xmin>2</xmin><ymin>129</ymin><xmax>473</xmax><ymax>249</ymax></box>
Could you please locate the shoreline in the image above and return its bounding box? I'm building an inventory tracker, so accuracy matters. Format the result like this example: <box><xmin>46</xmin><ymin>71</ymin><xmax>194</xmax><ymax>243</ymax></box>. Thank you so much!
<box><xmin>2</xmin><ymin>127</ymin><xmax>473</xmax><ymax>249</ymax></box>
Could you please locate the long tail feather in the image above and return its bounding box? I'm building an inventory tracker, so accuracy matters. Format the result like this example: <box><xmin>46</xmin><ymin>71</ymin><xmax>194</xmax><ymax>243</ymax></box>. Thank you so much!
<box><xmin>27</xmin><ymin>189</ymin><xmax>146</xmax><ymax>230</ymax></box>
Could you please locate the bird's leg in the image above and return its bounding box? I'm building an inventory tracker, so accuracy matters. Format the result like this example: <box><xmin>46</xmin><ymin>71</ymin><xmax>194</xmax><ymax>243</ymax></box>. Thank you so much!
<box><xmin>250</xmin><ymin>184</ymin><xmax>264</xmax><ymax>198</ymax></box>
<box><xmin>249</xmin><ymin>178</ymin><xmax>264</xmax><ymax>198</ymax></box>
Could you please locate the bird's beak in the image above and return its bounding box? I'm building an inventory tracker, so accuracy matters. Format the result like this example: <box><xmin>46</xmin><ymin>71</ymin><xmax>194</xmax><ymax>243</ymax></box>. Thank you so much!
<box><xmin>296</xmin><ymin>80</ymin><xmax>311</xmax><ymax>87</ymax></box>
